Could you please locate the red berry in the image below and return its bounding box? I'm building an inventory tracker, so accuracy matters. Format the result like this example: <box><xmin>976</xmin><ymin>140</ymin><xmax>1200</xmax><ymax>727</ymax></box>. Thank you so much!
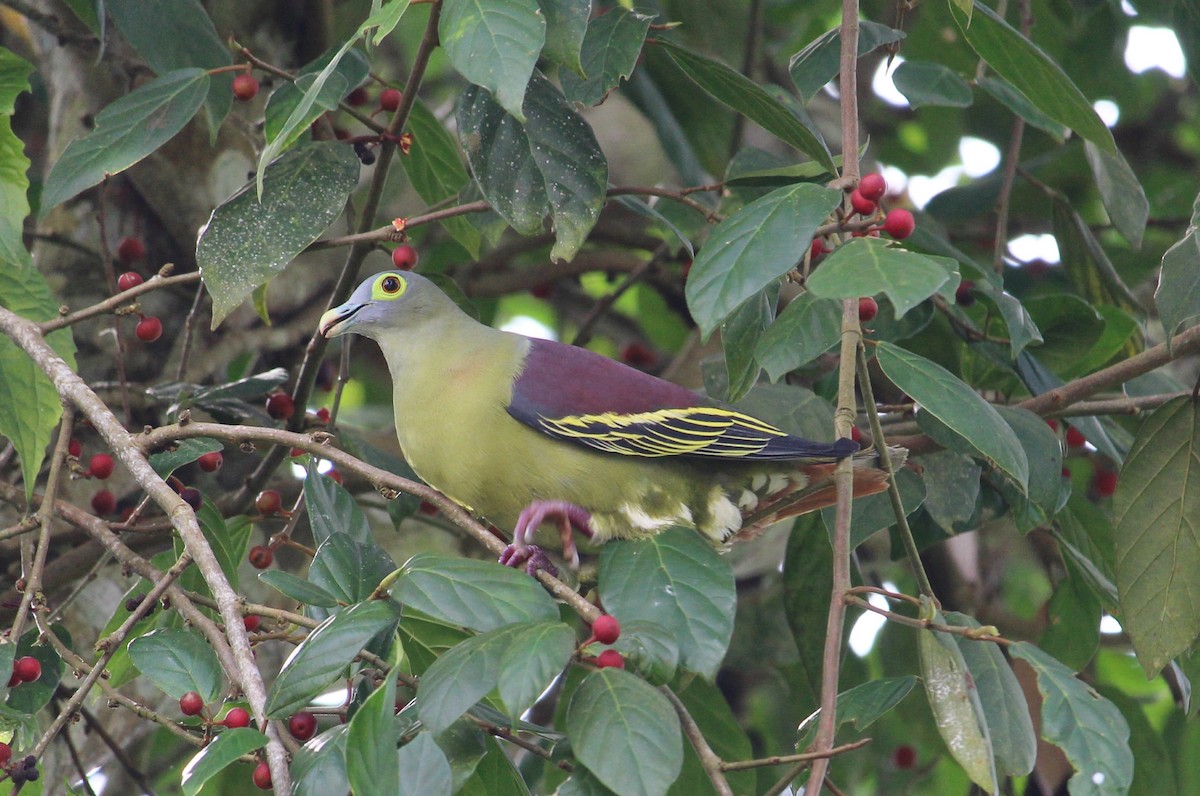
<box><xmin>810</xmin><ymin>238</ymin><xmax>828</xmax><ymax>260</ymax></box>
<box><xmin>955</xmin><ymin>280</ymin><xmax>976</xmax><ymax>307</ymax></box>
<box><xmin>252</xmin><ymin>760</ymin><xmax>272</xmax><ymax>790</ymax></box>
<box><xmin>255</xmin><ymin>490</ymin><xmax>282</xmax><ymax>516</ymax></box>
<box><xmin>1065</xmin><ymin>426</ymin><xmax>1087</xmax><ymax>449</ymax></box>
<box><xmin>850</xmin><ymin>189</ymin><xmax>877</xmax><ymax>216</ymax></box>
<box><xmin>91</xmin><ymin>489</ymin><xmax>117</xmax><ymax>516</ymax></box>
<box><xmin>1094</xmin><ymin>470</ymin><xmax>1118</xmax><ymax>498</ymax></box>
<box><xmin>248</xmin><ymin>546</ymin><xmax>273</xmax><ymax>570</ymax></box>
<box><xmin>858</xmin><ymin>297</ymin><xmax>879</xmax><ymax>322</ymax></box>
<box><xmin>327</xmin><ymin>469</ymin><xmax>343</xmax><ymax>485</ymax></box>
<box><xmin>1061</xmin><ymin>468</ymin><xmax>1072</xmax><ymax>479</ymax></box>
<box><xmin>288</xmin><ymin>711</ymin><xmax>317</xmax><ymax>741</ymax></box>
<box><xmin>892</xmin><ymin>744</ymin><xmax>917</xmax><ymax>769</ymax></box>
<box><xmin>116</xmin><ymin>237</ymin><xmax>145</xmax><ymax>264</ymax></box>
<box><xmin>883</xmin><ymin>208</ymin><xmax>915</xmax><ymax>240</ymax></box>
<box><xmin>180</xmin><ymin>487</ymin><xmax>203</xmax><ymax>511</ymax></box>
<box><xmin>419</xmin><ymin>500</ymin><xmax>438</xmax><ymax>516</ymax></box>
<box><xmin>223</xmin><ymin>707</ymin><xmax>251</xmax><ymax>728</ymax></box>
<box><xmin>244</xmin><ymin>615</ymin><xmax>261</xmax><ymax>632</ymax></box>
<box><xmin>232</xmin><ymin>74</ymin><xmax>260</xmax><ymax>101</ymax></box>
<box><xmin>266</xmin><ymin>392</ymin><xmax>294</xmax><ymax>421</ymax></box>
<box><xmin>0</xmin><ymin>742</ymin><xmax>10</xmax><ymax>766</ymax></box>
<box><xmin>117</xmin><ymin>271</ymin><xmax>144</xmax><ymax>292</ymax></box>
<box><xmin>391</xmin><ymin>244</ymin><xmax>419</xmax><ymax>270</ymax></box>
<box><xmin>619</xmin><ymin>342</ymin><xmax>656</xmax><ymax>368</ymax></box>
<box><xmin>592</xmin><ymin>615</ymin><xmax>621</xmax><ymax>645</ymax></box>
<box><xmin>14</xmin><ymin>657</ymin><xmax>40</xmax><ymax>683</ymax></box>
<box><xmin>680</xmin><ymin>259</ymin><xmax>693</xmax><ymax>279</ymax></box>
<box><xmin>136</xmin><ymin>316</ymin><xmax>163</xmax><ymax>342</ymax></box>
<box><xmin>1045</xmin><ymin>418</ymin><xmax>1059</xmax><ymax>432</ymax></box>
<box><xmin>180</xmin><ymin>691</ymin><xmax>204</xmax><ymax>716</ymax></box>
<box><xmin>315</xmin><ymin>407</ymin><xmax>331</xmax><ymax>423</ymax></box>
<box><xmin>530</xmin><ymin>283</ymin><xmax>553</xmax><ymax>299</ymax></box>
<box><xmin>68</xmin><ymin>438</ymin><xmax>82</xmax><ymax>458</ymax></box>
<box><xmin>859</xmin><ymin>172</ymin><xmax>887</xmax><ymax>202</ymax></box>
<box><xmin>197</xmin><ymin>451</ymin><xmax>223</xmax><ymax>472</ymax></box>
<box><xmin>289</xmin><ymin>447</ymin><xmax>305</xmax><ymax>458</ymax></box>
<box><xmin>850</xmin><ymin>425</ymin><xmax>862</xmax><ymax>444</ymax></box>
<box><xmin>88</xmin><ymin>453</ymin><xmax>115</xmax><ymax>479</ymax></box>
<box><xmin>346</xmin><ymin>86</ymin><xmax>369</xmax><ymax>106</ymax></box>
<box><xmin>595</xmin><ymin>649</ymin><xmax>625</xmax><ymax>669</ymax></box>
<box><xmin>379</xmin><ymin>88</ymin><xmax>402</xmax><ymax>112</ymax></box>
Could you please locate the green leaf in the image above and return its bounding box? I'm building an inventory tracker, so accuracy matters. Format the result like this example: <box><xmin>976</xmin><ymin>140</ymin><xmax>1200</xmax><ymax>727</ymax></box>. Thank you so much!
<box><xmin>400</xmin><ymin>100</ymin><xmax>481</xmax><ymax>257</ymax></box>
<box><xmin>755</xmin><ymin>292</ymin><xmax>841</xmax><ymax>381</ymax></box>
<box><xmin>458</xmin><ymin>738</ymin><xmax>532</xmax><ymax>796</ymax></box>
<box><xmin>877</xmin><ymin>341</ymin><xmax>1029</xmax><ymax>489</ymax></box>
<box><xmin>1084</xmin><ymin>142</ymin><xmax>1148</xmax><ymax>249</ymax></box>
<box><xmin>917</xmin><ymin>611</ymin><xmax>997</xmax><ymax>792</ymax></box>
<box><xmin>258</xmin><ymin>570</ymin><xmax>340</xmax><ymax>608</ymax></box>
<box><xmin>498</xmin><ymin>622</ymin><xmax>576</xmax><ymax>719</ymax></box>
<box><xmin>305</xmin><ymin>462</ymin><xmax>374</xmax><ymax>545</ymax></box>
<box><xmin>977</xmin><ymin>76</ymin><xmax>1068</xmax><ymax>141</ymax></box>
<box><xmin>797</xmin><ymin>676</ymin><xmax>919</xmax><ymax>744</ymax></box>
<box><xmin>1039</xmin><ymin>557</ymin><xmax>1102</xmax><ymax>671</ymax></box>
<box><xmin>148</xmin><ymin>437</ymin><xmax>221</xmax><ymax>478</ymax></box>
<box><xmin>719</xmin><ymin>286</ymin><xmax>775</xmax><ymax>402</ymax></box>
<box><xmin>293</xmin><ymin>726</ymin><xmax>350</xmax><ymax>796</ymax></box>
<box><xmin>819</xmin><ymin>466</ymin><xmax>927</xmax><ymax>549</ymax></box>
<box><xmin>806</xmin><ymin>238</ymin><xmax>960</xmax><ymax>319</ymax></box>
<box><xmin>561</xmin><ymin>9</ymin><xmax>652</xmax><ymax>106</ymax></box>
<box><xmin>6</xmin><ymin>625</ymin><xmax>68</xmax><ymax>714</ymax></box>
<box><xmin>346</xmin><ymin>668</ymin><xmax>400</xmax><ymax>796</ymax></box>
<box><xmin>566</xmin><ymin>669</ymin><xmax>682</xmax><ymax>796</ymax></box>
<box><xmin>180</xmin><ymin>728</ymin><xmax>268</xmax><ymax>796</ymax></box>
<box><xmin>949</xmin><ymin>0</ymin><xmax>1115</xmax><ymax>155</ymax></box>
<box><xmin>457</xmin><ymin>72</ymin><xmax>608</xmax><ymax>261</ymax></box>
<box><xmin>660</xmin><ymin>39</ymin><xmax>836</xmax><ymax>175</ymax></box>
<box><xmin>309</xmin><ymin>534</ymin><xmax>396</xmax><ymax>605</ymax></box>
<box><xmin>537</xmin><ymin>0</ymin><xmax>590</xmax><ymax>76</ymax></box>
<box><xmin>0</xmin><ymin>50</ymin><xmax>33</xmax><ymax>268</ymax></box>
<box><xmin>394</xmin><ymin>553</ymin><xmax>559</xmax><ymax>632</ymax></box>
<box><xmin>432</xmin><ymin>720</ymin><xmax>489</xmax><ymax>792</ymax></box>
<box><xmin>1051</xmin><ymin>199</ymin><xmax>1141</xmax><ymax>317</ymax></box>
<box><xmin>417</xmin><ymin>623</ymin><xmax>523</xmax><ymax>733</ymax></box>
<box><xmin>995</xmin><ymin>405</ymin><xmax>1062</xmax><ymax>526</ymax></box>
<box><xmin>892</xmin><ymin>61</ymin><xmax>973</xmax><ymax>108</ymax></box>
<box><xmin>0</xmin><ymin>263</ymin><xmax>77</xmax><ymax>501</ymax></box>
<box><xmin>40</xmin><ymin>69</ymin><xmax>209</xmax><ymax>213</ymax></box>
<box><xmin>685</xmin><ymin>182</ymin><xmax>840</xmax><ymax>338</ymax></box>
<box><xmin>787</xmin><ymin>22</ymin><xmax>906</xmax><ymax>103</ymax></box>
<box><xmin>265</xmin><ymin>600</ymin><xmax>401</xmax><ymax>718</ymax></box>
<box><xmin>1155</xmin><ymin>228</ymin><xmax>1200</xmax><ymax>344</ymax></box>
<box><xmin>1009</xmin><ymin>641</ymin><xmax>1133</xmax><ymax>795</ymax></box>
<box><xmin>598</xmin><ymin>528</ymin><xmax>735</xmax><ymax>679</ymax></box>
<box><xmin>783</xmin><ymin>515</ymin><xmax>832</xmax><ymax>713</ymax></box>
<box><xmin>944</xmin><ymin>613</ymin><xmax>1036</xmax><ymax>777</ymax></box>
<box><xmin>1177</xmin><ymin>0</ymin><xmax>1200</xmax><ymax>87</ymax></box>
<box><xmin>128</xmin><ymin>628</ymin><xmax>222</xmax><ymax>702</ymax></box>
<box><xmin>106</xmin><ymin>0</ymin><xmax>232</xmax><ymax>131</ymax></box>
<box><xmin>670</xmin><ymin>678</ymin><xmax>756</xmax><ymax>796</ymax></box>
<box><xmin>399</xmin><ymin>732</ymin><xmax>454</xmax><ymax>796</ymax></box>
<box><xmin>199</xmin><ymin>141</ymin><xmax>360</xmax><ymax>327</ymax></box>
<box><xmin>1114</xmin><ymin>397</ymin><xmax>1200</xmax><ymax>676</ymax></box>
<box><xmin>440</xmin><ymin>0</ymin><xmax>545</xmax><ymax>121</ymax></box>
<box><xmin>920</xmin><ymin>451</ymin><xmax>982</xmax><ymax>534</ymax></box>
<box><xmin>264</xmin><ymin>47</ymin><xmax>369</xmax><ymax>145</ymax></box>
<box><xmin>608</xmin><ymin>620</ymin><xmax>679</xmax><ymax>686</ymax></box>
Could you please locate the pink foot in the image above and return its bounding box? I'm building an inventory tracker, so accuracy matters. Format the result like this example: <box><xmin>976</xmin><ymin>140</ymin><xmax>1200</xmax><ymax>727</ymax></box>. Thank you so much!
<box><xmin>498</xmin><ymin>544</ymin><xmax>557</xmax><ymax>576</ymax></box>
<box><xmin>500</xmin><ymin>500</ymin><xmax>594</xmax><ymax>571</ymax></box>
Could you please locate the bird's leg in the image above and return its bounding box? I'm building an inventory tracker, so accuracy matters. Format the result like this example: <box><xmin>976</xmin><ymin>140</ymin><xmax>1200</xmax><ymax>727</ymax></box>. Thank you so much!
<box><xmin>499</xmin><ymin>500</ymin><xmax>594</xmax><ymax>574</ymax></box>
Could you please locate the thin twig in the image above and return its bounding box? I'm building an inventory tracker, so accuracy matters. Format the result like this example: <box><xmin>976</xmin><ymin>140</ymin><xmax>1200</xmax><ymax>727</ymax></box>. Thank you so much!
<box><xmin>58</xmin><ymin>714</ymin><xmax>99</xmax><ymax>796</ymax></box>
<box><xmin>720</xmin><ymin>738</ymin><xmax>872</xmax><ymax>772</ymax></box>
<box><xmin>175</xmin><ymin>281</ymin><xmax>208</xmax><ymax>380</ymax></box>
<box><xmin>41</xmin><ymin>271</ymin><xmax>200</xmax><ymax>333</ymax></box>
<box><xmin>571</xmin><ymin>253</ymin><xmax>661</xmax><ymax>347</ymax></box>
<box><xmin>78</xmin><ymin>706</ymin><xmax>160</xmax><ymax>796</ymax></box>
<box><xmin>661</xmin><ymin>687</ymin><xmax>734</xmax><ymax>796</ymax></box>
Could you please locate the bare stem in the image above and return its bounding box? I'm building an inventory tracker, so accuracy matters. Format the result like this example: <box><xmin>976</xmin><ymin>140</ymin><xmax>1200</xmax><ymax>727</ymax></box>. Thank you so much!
<box><xmin>661</xmin><ymin>687</ymin><xmax>734</xmax><ymax>796</ymax></box>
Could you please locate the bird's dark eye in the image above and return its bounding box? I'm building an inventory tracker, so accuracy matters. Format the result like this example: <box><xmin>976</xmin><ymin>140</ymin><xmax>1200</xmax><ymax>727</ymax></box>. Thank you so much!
<box><xmin>381</xmin><ymin>276</ymin><xmax>402</xmax><ymax>294</ymax></box>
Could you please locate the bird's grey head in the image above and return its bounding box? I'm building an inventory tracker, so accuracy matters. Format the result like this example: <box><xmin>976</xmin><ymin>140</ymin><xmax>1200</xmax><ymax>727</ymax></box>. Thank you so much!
<box><xmin>318</xmin><ymin>270</ymin><xmax>455</xmax><ymax>340</ymax></box>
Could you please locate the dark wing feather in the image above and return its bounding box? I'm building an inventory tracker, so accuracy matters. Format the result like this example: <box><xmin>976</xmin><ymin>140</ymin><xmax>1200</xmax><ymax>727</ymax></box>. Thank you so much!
<box><xmin>507</xmin><ymin>338</ymin><xmax>857</xmax><ymax>461</ymax></box>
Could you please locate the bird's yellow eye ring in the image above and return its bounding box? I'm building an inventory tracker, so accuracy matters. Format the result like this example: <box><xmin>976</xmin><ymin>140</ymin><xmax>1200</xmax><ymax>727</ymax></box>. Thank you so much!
<box><xmin>372</xmin><ymin>273</ymin><xmax>408</xmax><ymax>300</ymax></box>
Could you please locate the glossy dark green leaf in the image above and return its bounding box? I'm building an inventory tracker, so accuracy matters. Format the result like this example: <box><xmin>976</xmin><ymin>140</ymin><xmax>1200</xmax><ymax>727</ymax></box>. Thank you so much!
<box><xmin>566</xmin><ymin>669</ymin><xmax>682</xmax><ymax>796</ymax></box>
<box><xmin>797</xmin><ymin>676</ymin><xmax>919</xmax><ymax>745</ymax></box>
<box><xmin>892</xmin><ymin>61</ymin><xmax>973</xmax><ymax>108</ymax></box>
<box><xmin>264</xmin><ymin>47</ymin><xmax>369</xmax><ymax>145</ymax></box>
<box><xmin>148</xmin><ymin>437</ymin><xmax>221</xmax><ymax>478</ymax></box>
<box><xmin>305</xmin><ymin>462</ymin><xmax>374</xmax><ymax>545</ymax></box>
<box><xmin>977</xmin><ymin>76</ymin><xmax>1068</xmax><ymax>141</ymax></box>
<box><xmin>265</xmin><ymin>600</ymin><xmax>401</xmax><ymax>718</ymax></box>
<box><xmin>441</xmin><ymin>0</ymin><xmax>545</xmax><ymax>121</ymax></box>
<box><xmin>1114</xmin><ymin>398</ymin><xmax>1200</xmax><ymax>676</ymax></box>
<box><xmin>599</xmin><ymin>528</ymin><xmax>735</xmax><ymax>679</ymax></box>
<box><xmin>685</xmin><ymin>182</ymin><xmax>840</xmax><ymax>338</ymax></box>
<box><xmin>292</xmin><ymin>725</ymin><xmax>350</xmax><ymax>796</ymax></box>
<box><xmin>1009</xmin><ymin>641</ymin><xmax>1132</xmax><ymax>795</ymax></box>
<box><xmin>0</xmin><ymin>49</ymin><xmax>33</xmax><ymax>263</ymax></box>
<box><xmin>660</xmin><ymin>39</ymin><xmax>836</xmax><ymax>174</ymax></box>
<box><xmin>6</xmin><ymin>625</ymin><xmax>68</xmax><ymax>714</ymax></box>
<box><xmin>1023</xmin><ymin>294</ymin><xmax>1105</xmax><ymax>376</ymax></box>
<box><xmin>949</xmin><ymin>1</ymin><xmax>1115</xmax><ymax>155</ymax></box>
<box><xmin>400</xmin><ymin>100</ymin><xmax>480</xmax><ymax>257</ymax></box>
<box><xmin>878</xmin><ymin>341</ymin><xmax>1029</xmax><ymax>489</ymax></box>
<box><xmin>128</xmin><ymin>628</ymin><xmax>222</xmax><ymax>702</ymax></box>
<box><xmin>609</xmin><ymin>620</ymin><xmax>679</xmax><ymax>686</ymax></box>
<box><xmin>258</xmin><ymin>570</ymin><xmax>340</xmax><ymax>608</ymax></box>
<box><xmin>399</xmin><ymin>732</ymin><xmax>453</xmax><ymax>796</ymax></box>
<box><xmin>347</xmin><ymin>669</ymin><xmax>399</xmax><ymax>796</ymax></box>
<box><xmin>457</xmin><ymin>72</ymin><xmax>607</xmax><ymax>261</ymax></box>
<box><xmin>1155</xmin><ymin>219</ymin><xmax>1200</xmax><ymax>344</ymax></box>
<box><xmin>199</xmin><ymin>141</ymin><xmax>360</xmax><ymax>327</ymax></box>
<box><xmin>561</xmin><ymin>9</ymin><xmax>652</xmax><ymax>106</ymax></box>
<box><xmin>497</xmin><ymin>622</ymin><xmax>576</xmax><ymax>719</ymax></box>
<box><xmin>806</xmin><ymin>238</ymin><xmax>960</xmax><ymax>319</ymax></box>
<box><xmin>1084</xmin><ymin>142</ymin><xmax>1148</xmax><ymax>249</ymax></box>
<box><xmin>995</xmin><ymin>405</ymin><xmax>1062</xmax><ymax>523</ymax></box>
<box><xmin>180</xmin><ymin>729</ymin><xmax>268</xmax><ymax>796</ymax></box>
<box><xmin>309</xmin><ymin>534</ymin><xmax>396</xmax><ymax>605</ymax></box>
<box><xmin>397</xmin><ymin>614</ymin><xmax>473</xmax><ymax>675</ymax></box>
<box><xmin>755</xmin><ymin>291</ymin><xmax>841</xmax><ymax>381</ymax></box>
<box><xmin>195</xmin><ymin>498</ymin><xmax>241</xmax><ymax>590</ymax></box>
<box><xmin>394</xmin><ymin>553</ymin><xmax>559</xmax><ymax>632</ymax></box>
<box><xmin>40</xmin><ymin>69</ymin><xmax>209</xmax><ymax>213</ymax></box>
<box><xmin>720</xmin><ymin>286</ymin><xmax>775</xmax><ymax>402</ymax></box>
<box><xmin>432</xmin><ymin>720</ymin><xmax>489</xmax><ymax>793</ymax></box>
<box><xmin>537</xmin><ymin>0</ymin><xmax>590</xmax><ymax>76</ymax></box>
<box><xmin>417</xmin><ymin>623</ymin><xmax>523</xmax><ymax>733</ymax></box>
<box><xmin>457</xmin><ymin>738</ymin><xmax>531</xmax><ymax>796</ymax></box>
<box><xmin>945</xmin><ymin>613</ymin><xmax>1036</xmax><ymax>777</ymax></box>
<box><xmin>788</xmin><ymin>21</ymin><xmax>905</xmax><ymax>104</ymax></box>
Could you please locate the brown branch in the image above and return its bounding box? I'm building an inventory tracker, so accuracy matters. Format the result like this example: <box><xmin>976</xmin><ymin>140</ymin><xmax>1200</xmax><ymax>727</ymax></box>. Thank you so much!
<box><xmin>78</xmin><ymin>706</ymin><xmax>160</xmax><ymax>796</ymax></box>
<box><xmin>720</xmin><ymin>738</ymin><xmax>872</xmax><ymax>772</ymax></box>
<box><xmin>844</xmin><ymin>595</ymin><xmax>1010</xmax><ymax>644</ymax></box>
<box><xmin>661</xmin><ymin>687</ymin><xmax>734</xmax><ymax>796</ymax></box>
<box><xmin>40</xmin><ymin>271</ymin><xmax>200</xmax><ymax>333</ymax></box>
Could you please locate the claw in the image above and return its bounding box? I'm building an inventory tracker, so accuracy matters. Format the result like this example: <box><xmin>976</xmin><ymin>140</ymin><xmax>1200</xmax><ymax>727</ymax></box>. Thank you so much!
<box><xmin>506</xmin><ymin>500</ymin><xmax>594</xmax><ymax>572</ymax></box>
<box><xmin>498</xmin><ymin>544</ymin><xmax>558</xmax><ymax>576</ymax></box>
